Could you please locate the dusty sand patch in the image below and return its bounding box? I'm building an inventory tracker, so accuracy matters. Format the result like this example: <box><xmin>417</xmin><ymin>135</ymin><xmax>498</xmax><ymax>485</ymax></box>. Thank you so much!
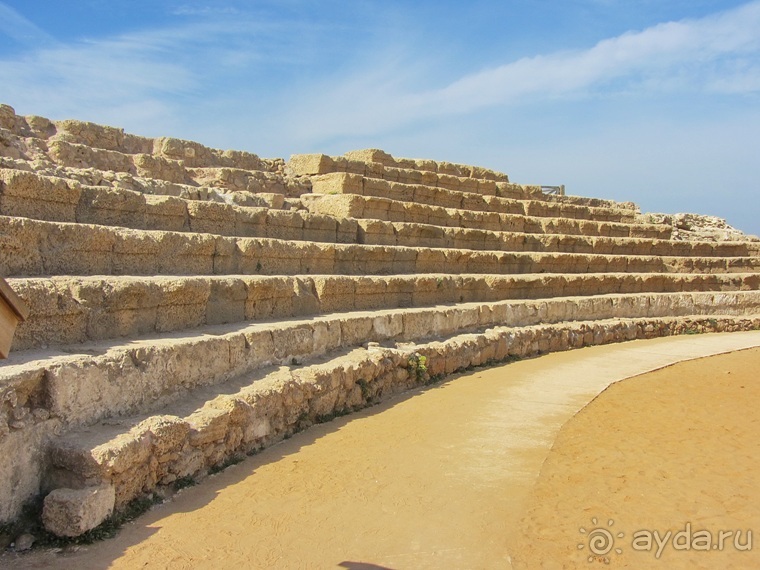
<box><xmin>511</xmin><ymin>347</ymin><xmax>760</xmax><ymax>569</ymax></box>
<box><xmin>3</xmin><ymin>336</ymin><xmax>759</xmax><ymax>569</ymax></box>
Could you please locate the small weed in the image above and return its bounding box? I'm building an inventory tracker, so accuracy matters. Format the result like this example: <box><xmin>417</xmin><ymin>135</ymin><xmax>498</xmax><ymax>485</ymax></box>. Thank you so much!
<box><xmin>255</xmin><ymin>261</ymin><xmax>262</xmax><ymax>272</ymax></box>
<box><xmin>316</xmin><ymin>407</ymin><xmax>351</xmax><ymax>424</ymax></box>
<box><xmin>209</xmin><ymin>454</ymin><xmax>244</xmax><ymax>475</ymax></box>
<box><xmin>291</xmin><ymin>357</ymin><xmax>300</xmax><ymax>366</ymax></box>
<box><xmin>407</xmin><ymin>353</ymin><xmax>428</xmax><ymax>382</ymax></box>
<box><xmin>683</xmin><ymin>328</ymin><xmax>701</xmax><ymax>335</ymax></box>
<box><xmin>173</xmin><ymin>475</ymin><xmax>197</xmax><ymax>491</ymax></box>
<box><xmin>356</xmin><ymin>378</ymin><xmax>371</xmax><ymax>400</ymax></box>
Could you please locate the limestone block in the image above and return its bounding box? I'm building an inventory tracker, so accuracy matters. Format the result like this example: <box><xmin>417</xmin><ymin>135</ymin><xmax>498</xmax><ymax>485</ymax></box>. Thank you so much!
<box><xmin>343</xmin><ymin>149</ymin><xmax>394</xmax><ymax>165</ymax></box>
<box><xmin>287</xmin><ymin>153</ymin><xmax>336</xmax><ymax>176</ymax></box>
<box><xmin>291</xmin><ymin>277</ymin><xmax>320</xmax><ymax>316</ymax></box>
<box><xmin>336</xmin><ymin>218</ymin><xmax>359</xmax><ymax>244</ymax></box>
<box><xmin>54</xmin><ymin>120</ymin><xmax>127</xmax><ymax>152</ymax></box>
<box><xmin>154</xmin><ymin>137</ymin><xmax>218</xmax><ymax>168</ymax></box>
<box><xmin>0</xmin><ymin>169</ymin><xmax>81</xmax><ymax>223</ymax></box>
<box><xmin>42</xmin><ymin>222</ymin><xmax>116</xmax><ymax>276</ymax></box>
<box><xmin>184</xmin><ymin>200</ymin><xmax>235</xmax><ymax>236</ymax></box>
<box><xmin>340</xmin><ymin>316</ymin><xmax>374</xmax><ymax>345</ymax></box>
<box><xmin>242</xmin><ymin>329</ymin><xmax>276</xmax><ymax>368</ymax></box>
<box><xmin>134</xmin><ymin>153</ymin><xmax>187</xmax><ymax>184</ymax></box>
<box><xmin>0</xmin><ymin>217</ymin><xmax>45</xmax><ymax>276</ymax></box>
<box><xmin>372</xmin><ymin>313</ymin><xmax>403</xmax><ymax>339</ymax></box>
<box><xmin>312</xmin><ymin>276</ymin><xmax>354</xmax><ymax>313</ymax></box>
<box><xmin>244</xmin><ymin>276</ymin><xmax>292</xmax><ymax>318</ymax></box>
<box><xmin>272</xmin><ymin>324</ymin><xmax>314</xmax><ymax>361</ymax></box>
<box><xmin>207</xmin><ymin>277</ymin><xmax>246</xmax><ymax>325</ymax></box>
<box><xmin>188</xmin><ymin>406</ymin><xmax>231</xmax><ymax>448</ymax></box>
<box><xmin>76</xmin><ymin>185</ymin><xmax>147</xmax><ymax>228</ymax></box>
<box><xmin>144</xmin><ymin>195</ymin><xmax>188</xmax><ymax>232</ymax></box>
<box><xmin>0</xmin><ymin>105</ymin><xmax>18</xmax><ymax>131</ymax></box>
<box><xmin>42</xmin><ymin>485</ymin><xmax>115</xmax><ymax>538</ymax></box>
<box><xmin>48</xmin><ymin>140</ymin><xmax>134</xmax><ymax>173</ymax></box>
<box><xmin>357</xmin><ymin>219</ymin><xmax>395</xmax><ymax>246</ymax></box>
<box><xmin>302</xmin><ymin>213</ymin><xmax>337</xmax><ymax>243</ymax></box>
<box><xmin>311</xmin><ymin>172</ymin><xmax>363</xmax><ymax>195</ymax></box>
<box><xmin>401</xmin><ymin>310</ymin><xmax>437</xmax><ymax>340</ymax></box>
<box><xmin>155</xmin><ymin>277</ymin><xmax>210</xmax><ymax>331</ymax></box>
<box><xmin>92</xmin><ymin>430</ymin><xmax>152</xmax><ymax>476</ymax></box>
<box><xmin>364</xmin><ymin>178</ymin><xmax>402</xmax><ymax>201</ymax></box>
<box><xmin>396</xmin><ymin>168</ymin><xmax>423</xmax><ymax>186</ymax></box>
<box><xmin>312</xmin><ymin>320</ymin><xmax>342</xmax><ymax>354</ymax></box>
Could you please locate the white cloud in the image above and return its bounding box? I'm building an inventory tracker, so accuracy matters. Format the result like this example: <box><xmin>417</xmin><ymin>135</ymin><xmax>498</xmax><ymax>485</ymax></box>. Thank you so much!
<box><xmin>285</xmin><ymin>1</ymin><xmax>760</xmax><ymax>142</ymax></box>
<box><xmin>0</xmin><ymin>1</ymin><xmax>58</xmax><ymax>47</ymax></box>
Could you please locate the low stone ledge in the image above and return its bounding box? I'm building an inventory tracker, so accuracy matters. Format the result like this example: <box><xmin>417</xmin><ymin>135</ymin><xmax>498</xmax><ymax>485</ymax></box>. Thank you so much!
<box><xmin>41</xmin><ymin>314</ymin><xmax>760</xmax><ymax>536</ymax></box>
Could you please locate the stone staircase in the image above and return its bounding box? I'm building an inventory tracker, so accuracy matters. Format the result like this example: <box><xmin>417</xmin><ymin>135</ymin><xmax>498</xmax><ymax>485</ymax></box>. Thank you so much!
<box><xmin>1</xmin><ymin>103</ymin><xmax>759</xmax><ymax>538</ymax></box>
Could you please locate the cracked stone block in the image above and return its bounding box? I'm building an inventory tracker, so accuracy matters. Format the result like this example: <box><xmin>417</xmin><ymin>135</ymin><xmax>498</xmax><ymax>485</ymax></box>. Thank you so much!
<box><xmin>42</xmin><ymin>484</ymin><xmax>115</xmax><ymax>537</ymax></box>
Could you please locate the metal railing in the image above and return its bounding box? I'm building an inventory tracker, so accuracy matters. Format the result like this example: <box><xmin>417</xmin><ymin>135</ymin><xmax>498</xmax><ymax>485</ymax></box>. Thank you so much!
<box><xmin>541</xmin><ymin>185</ymin><xmax>565</xmax><ymax>196</ymax></box>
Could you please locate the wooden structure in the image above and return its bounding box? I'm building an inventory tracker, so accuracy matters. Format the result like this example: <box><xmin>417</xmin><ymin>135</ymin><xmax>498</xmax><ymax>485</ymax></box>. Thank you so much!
<box><xmin>0</xmin><ymin>277</ymin><xmax>29</xmax><ymax>358</ymax></box>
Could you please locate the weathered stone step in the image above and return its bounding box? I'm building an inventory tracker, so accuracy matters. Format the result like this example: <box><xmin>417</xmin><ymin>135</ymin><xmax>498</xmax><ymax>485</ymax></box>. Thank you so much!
<box><xmin>310</xmin><ymin>172</ymin><xmax>638</xmax><ymax>224</ymax></box>
<box><xmin>44</xmin><ymin>140</ymin><xmax>310</xmax><ymax>196</ymax></box>
<box><xmin>288</xmin><ymin>150</ymin><xmax>511</xmax><ymax>188</ymax></box>
<box><xmin>5</xmin><ymin>169</ymin><xmax>757</xmax><ymax>260</ymax></box>
<box><xmin>301</xmin><ymin>193</ymin><xmax>671</xmax><ymax>239</ymax></box>
<box><xmin>357</xmin><ymin>219</ymin><xmax>760</xmax><ymax>257</ymax></box>
<box><xmin>0</xmin><ymin>168</ymin><xmax>350</xmax><ymax>242</ymax></box>
<box><xmin>3</xmin><ymin>290</ymin><xmax>759</xmax><ymax>445</ymax></box>
<box><xmin>0</xmin><ymin>104</ymin><xmax>284</xmax><ymax>173</ymax></box>
<box><xmin>10</xmin><ymin>273</ymin><xmax>760</xmax><ymax>351</ymax></box>
<box><xmin>41</xmin><ymin>312</ymin><xmax>760</xmax><ymax>536</ymax></box>
<box><xmin>4</xmin><ymin>216</ymin><xmax>758</xmax><ymax>278</ymax></box>
<box><xmin>288</xmin><ymin>150</ymin><xmax>640</xmax><ymax>210</ymax></box>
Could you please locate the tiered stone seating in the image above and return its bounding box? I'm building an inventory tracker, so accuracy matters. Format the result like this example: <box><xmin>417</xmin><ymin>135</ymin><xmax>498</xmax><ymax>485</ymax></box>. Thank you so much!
<box><xmin>1</xmin><ymin>104</ymin><xmax>759</xmax><ymax>538</ymax></box>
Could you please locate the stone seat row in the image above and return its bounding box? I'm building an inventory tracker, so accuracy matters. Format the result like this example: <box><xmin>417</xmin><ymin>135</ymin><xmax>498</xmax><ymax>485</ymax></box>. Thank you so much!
<box><xmin>7</xmin><ymin>169</ymin><xmax>760</xmax><ymax>259</ymax></box>
<box><xmin>288</xmin><ymin>151</ymin><xmax>640</xmax><ymax>211</ymax></box>
<box><xmin>8</xmin><ymin>291</ymin><xmax>760</xmax><ymax>532</ymax></box>
<box><xmin>4</xmin><ymin>216</ymin><xmax>759</xmax><ymax>280</ymax></box>
<box><xmin>43</xmin><ymin>311</ymin><xmax>758</xmax><ymax>532</ymax></box>
<box><xmin>1</xmin><ymin>169</ymin><xmax>660</xmax><ymax>246</ymax></box>
<box><xmin>9</xmin><ymin>272</ymin><xmax>759</xmax><ymax>352</ymax></box>
<box><xmin>301</xmin><ymin>193</ymin><xmax>669</xmax><ymax>238</ymax></box>
<box><xmin>5</xmin><ymin>291</ymin><xmax>758</xmax><ymax>441</ymax></box>
<box><xmin>309</xmin><ymin>172</ymin><xmax>638</xmax><ymax>223</ymax></box>
<box><xmin>0</xmin><ymin>105</ymin><xmax>277</xmax><ymax>172</ymax></box>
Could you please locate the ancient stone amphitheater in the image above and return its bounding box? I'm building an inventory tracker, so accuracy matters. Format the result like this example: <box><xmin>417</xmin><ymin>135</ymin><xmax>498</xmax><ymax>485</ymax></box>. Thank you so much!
<box><xmin>1</xmin><ymin>103</ymin><xmax>759</xmax><ymax>540</ymax></box>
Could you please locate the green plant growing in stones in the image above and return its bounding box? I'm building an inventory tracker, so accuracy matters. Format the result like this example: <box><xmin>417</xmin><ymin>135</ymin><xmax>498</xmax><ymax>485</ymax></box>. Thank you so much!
<box><xmin>407</xmin><ymin>353</ymin><xmax>428</xmax><ymax>381</ymax></box>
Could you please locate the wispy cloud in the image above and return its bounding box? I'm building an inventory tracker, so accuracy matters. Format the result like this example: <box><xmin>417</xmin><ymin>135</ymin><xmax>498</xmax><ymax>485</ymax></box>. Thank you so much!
<box><xmin>171</xmin><ymin>5</ymin><xmax>242</xmax><ymax>17</ymax></box>
<box><xmin>285</xmin><ymin>1</ymin><xmax>760</xmax><ymax>141</ymax></box>
<box><xmin>0</xmin><ymin>1</ymin><xmax>59</xmax><ymax>47</ymax></box>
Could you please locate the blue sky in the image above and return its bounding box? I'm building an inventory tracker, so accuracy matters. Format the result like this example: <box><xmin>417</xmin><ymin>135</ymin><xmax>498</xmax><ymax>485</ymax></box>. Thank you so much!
<box><xmin>1</xmin><ymin>1</ymin><xmax>758</xmax><ymax>235</ymax></box>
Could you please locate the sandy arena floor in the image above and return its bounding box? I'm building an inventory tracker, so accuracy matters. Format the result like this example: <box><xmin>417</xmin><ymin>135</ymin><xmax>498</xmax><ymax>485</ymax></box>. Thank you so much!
<box><xmin>3</xmin><ymin>332</ymin><xmax>759</xmax><ymax>569</ymax></box>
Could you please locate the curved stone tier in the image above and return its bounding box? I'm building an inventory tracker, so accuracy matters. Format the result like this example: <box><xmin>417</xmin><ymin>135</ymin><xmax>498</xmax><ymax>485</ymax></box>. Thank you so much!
<box><xmin>0</xmin><ymin>103</ymin><xmax>757</xmax><ymax>538</ymax></box>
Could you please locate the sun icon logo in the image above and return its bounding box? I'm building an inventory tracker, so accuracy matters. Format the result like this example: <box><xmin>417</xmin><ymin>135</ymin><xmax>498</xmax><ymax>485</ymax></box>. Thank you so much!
<box><xmin>578</xmin><ymin>518</ymin><xmax>624</xmax><ymax>563</ymax></box>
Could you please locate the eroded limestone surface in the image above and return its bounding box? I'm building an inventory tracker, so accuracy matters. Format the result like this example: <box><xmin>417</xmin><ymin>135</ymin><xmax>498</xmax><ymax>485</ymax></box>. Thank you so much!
<box><xmin>0</xmin><ymin>103</ymin><xmax>758</xmax><ymax>540</ymax></box>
